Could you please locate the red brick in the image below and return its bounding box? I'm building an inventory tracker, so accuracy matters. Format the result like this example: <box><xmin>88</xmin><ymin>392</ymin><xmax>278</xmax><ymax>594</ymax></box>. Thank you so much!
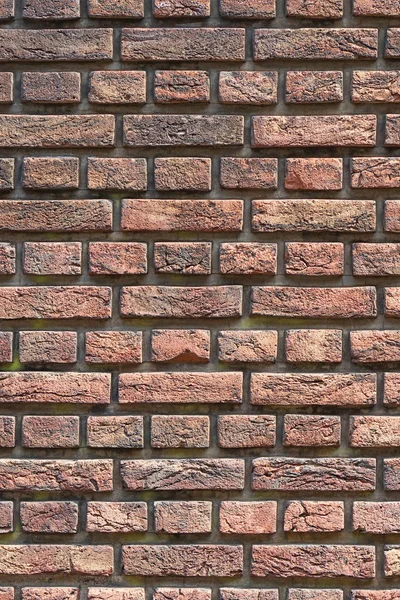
<box><xmin>23</xmin><ymin>157</ymin><xmax>79</xmax><ymax>189</ymax></box>
<box><xmin>123</xmin><ymin>545</ymin><xmax>243</xmax><ymax>577</ymax></box>
<box><xmin>88</xmin><ymin>242</ymin><xmax>147</xmax><ymax>275</ymax></box>
<box><xmin>385</xmin><ymin>115</ymin><xmax>400</xmax><ymax>145</ymax></box>
<box><xmin>21</xmin><ymin>72</ymin><xmax>80</xmax><ymax>103</ymax></box>
<box><xmin>23</xmin><ymin>242</ymin><xmax>81</xmax><ymax>275</ymax></box>
<box><xmin>286</xmin><ymin>71</ymin><xmax>343</xmax><ymax>103</ymax></box>
<box><xmin>154</xmin><ymin>590</ymin><xmax>210</xmax><ymax>600</ymax></box>
<box><xmin>154</xmin><ymin>242</ymin><xmax>211</xmax><ymax>275</ymax></box>
<box><xmin>220</xmin><ymin>591</ymin><xmax>278</xmax><ymax>600</ymax></box>
<box><xmin>351</xmin><ymin>331</ymin><xmax>400</xmax><ymax>363</ymax></box>
<box><xmin>121</xmin><ymin>286</ymin><xmax>242</xmax><ymax>318</ymax></box>
<box><xmin>154</xmin><ymin>71</ymin><xmax>210</xmax><ymax>103</ymax></box>
<box><xmin>0</xmin><ymin>546</ymin><xmax>113</xmax><ymax>575</ymax></box>
<box><xmin>119</xmin><ymin>372</ymin><xmax>242</xmax><ymax>404</ymax></box>
<box><xmin>220</xmin><ymin>158</ymin><xmax>277</xmax><ymax>190</ymax></box>
<box><xmin>289</xmin><ymin>592</ymin><xmax>342</xmax><ymax>600</ymax></box>
<box><xmin>352</xmin><ymin>157</ymin><xmax>400</xmax><ymax>188</ymax></box>
<box><xmin>385</xmin><ymin>459</ymin><xmax>400</xmax><ymax>490</ymax></box>
<box><xmin>0</xmin><ymin>159</ymin><xmax>13</xmax><ymax>189</ymax></box>
<box><xmin>220</xmin><ymin>0</ymin><xmax>275</xmax><ymax>17</ymax></box>
<box><xmin>22</xmin><ymin>589</ymin><xmax>78</xmax><ymax>600</ymax></box>
<box><xmin>89</xmin><ymin>591</ymin><xmax>144</xmax><ymax>600</ymax></box>
<box><xmin>88</xmin><ymin>0</ymin><xmax>143</xmax><ymax>17</ymax></box>
<box><xmin>88</xmin><ymin>71</ymin><xmax>146</xmax><ymax>104</ymax></box>
<box><xmin>351</xmin><ymin>594</ymin><xmax>400</xmax><ymax>600</ymax></box>
<box><xmin>23</xmin><ymin>0</ymin><xmax>79</xmax><ymax>19</ymax></box>
<box><xmin>0</xmin><ymin>244</ymin><xmax>14</xmax><ymax>274</ymax></box>
<box><xmin>121</xmin><ymin>199</ymin><xmax>243</xmax><ymax>232</ymax></box>
<box><xmin>350</xmin><ymin>416</ymin><xmax>400</xmax><ymax>447</ymax></box>
<box><xmin>220</xmin><ymin>501</ymin><xmax>276</xmax><ymax>534</ymax></box>
<box><xmin>154</xmin><ymin>158</ymin><xmax>211</xmax><ymax>191</ymax></box>
<box><xmin>0</xmin><ymin>332</ymin><xmax>12</xmax><ymax>362</ymax></box>
<box><xmin>0</xmin><ymin>502</ymin><xmax>12</xmax><ymax>533</ymax></box>
<box><xmin>384</xmin><ymin>373</ymin><xmax>400</xmax><ymax>406</ymax></box>
<box><xmin>353</xmin><ymin>71</ymin><xmax>400</xmax><ymax>103</ymax></box>
<box><xmin>284</xmin><ymin>415</ymin><xmax>341</xmax><ymax>447</ymax></box>
<box><xmin>87</xmin><ymin>416</ymin><xmax>143</xmax><ymax>448</ymax></box>
<box><xmin>87</xmin><ymin>502</ymin><xmax>147</xmax><ymax>532</ymax></box>
<box><xmin>121</xmin><ymin>28</ymin><xmax>245</xmax><ymax>61</ymax></box>
<box><xmin>219</xmin><ymin>243</ymin><xmax>277</xmax><ymax>275</ymax></box>
<box><xmin>88</xmin><ymin>158</ymin><xmax>147</xmax><ymax>190</ymax></box>
<box><xmin>85</xmin><ymin>331</ymin><xmax>142</xmax><ymax>364</ymax></box>
<box><xmin>153</xmin><ymin>0</ymin><xmax>210</xmax><ymax>16</ymax></box>
<box><xmin>285</xmin><ymin>330</ymin><xmax>342</xmax><ymax>363</ymax></box>
<box><xmin>0</xmin><ymin>416</ymin><xmax>15</xmax><ymax>447</ymax></box>
<box><xmin>121</xmin><ymin>459</ymin><xmax>245</xmax><ymax>490</ymax></box>
<box><xmin>219</xmin><ymin>71</ymin><xmax>277</xmax><ymax>105</ymax></box>
<box><xmin>0</xmin><ymin>0</ymin><xmax>13</xmax><ymax>18</ymax></box>
<box><xmin>284</xmin><ymin>501</ymin><xmax>344</xmax><ymax>532</ymax></box>
<box><xmin>285</xmin><ymin>158</ymin><xmax>343</xmax><ymax>190</ymax></box>
<box><xmin>151</xmin><ymin>416</ymin><xmax>210</xmax><ymax>448</ymax></box>
<box><xmin>218</xmin><ymin>415</ymin><xmax>276</xmax><ymax>448</ymax></box>
<box><xmin>354</xmin><ymin>243</ymin><xmax>400</xmax><ymax>275</ymax></box>
<box><xmin>385</xmin><ymin>546</ymin><xmax>400</xmax><ymax>576</ymax></box>
<box><xmin>151</xmin><ymin>330</ymin><xmax>210</xmax><ymax>363</ymax></box>
<box><xmin>155</xmin><ymin>501</ymin><xmax>212</xmax><ymax>533</ymax></box>
<box><xmin>252</xmin><ymin>545</ymin><xmax>375</xmax><ymax>578</ymax></box>
<box><xmin>285</xmin><ymin>242</ymin><xmax>344</xmax><ymax>276</ymax></box>
<box><xmin>355</xmin><ymin>0</ymin><xmax>400</xmax><ymax>15</ymax></box>
<box><xmin>22</xmin><ymin>416</ymin><xmax>79</xmax><ymax>448</ymax></box>
<box><xmin>385</xmin><ymin>288</ymin><xmax>400</xmax><ymax>317</ymax></box>
<box><xmin>20</xmin><ymin>502</ymin><xmax>78</xmax><ymax>533</ymax></box>
<box><xmin>385</xmin><ymin>201</ymin><xmax>400</xmax><ymax>231</ymax></box>
<box><xmin>286</xmin><ymin>0</ymin><xmax>343</xmax><ymax>17</ymax></box>
<box><xmin>251</xmin><ymin>373</ymin><xmax>376</xmax><ymax>406</ymax></box>
<box><xmin>218</xmin><ymin>331</ymin><xmax>277</xmax><ymax>363</ymax></box>
<box><xmin>0</xmin><ymin>73</ymin><xmax>12</xmax><ymax>102</ymax></box>
<box><xmin>353</xmin><ymin>502</ymin><xmax>400</xmax><ymax>534</ymax></box>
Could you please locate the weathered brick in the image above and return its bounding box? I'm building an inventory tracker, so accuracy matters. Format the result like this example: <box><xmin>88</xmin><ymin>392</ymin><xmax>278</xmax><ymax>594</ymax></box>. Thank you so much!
<box><xmin>85</xmin><ymin>332</ymin><xmax>142</xmax><ymax>364</ymax></box>
<box><xmin>87</xmin><ymin>416</ymin><xmax>143</xmax><ymax>448</ymax></box>
<box><xmin>284</xmin><ymin>501</ymin><xmax>344</xmax><ymax>532</ymax></box>
<box><xmin>124</xmin><ymin>115</ymin><xmax>243</xmax><ymax>146</ymax></box>
<box><xmin>220</xmin><ymin>0</ymin><xmax>275</xmax><ymax>17</ymax></box>
<box><xmin>88</xmin><ymin>71</ymin><xmax>146</xmax><ymax>104</ymax></box>
<box><xmin>220</xmin><ymin>501</ymin><xmax>276</xmax><ymax>534</ymax></box>
<box><xmin>154</xmin><ymin>158</ymin><xmax>211</xmax><ymax>191</ymax></box>
<box><xmin>87</xmin><ymin>502</ymin><xmax>147</xmax><ymax>532</ymax></box>
<box><xmin>286</xmin><ymin>0</ymin><xmax>343</xmax><ymax>17</ymax></box>
<box><xmin>0</xmin><ymin>0</ymin><xmax>13</xmax><ymax>18</ymax></box>
<box><xmin>88</xmin><ymin>591</ymin><xmax>144</xmax><ymax>600</ymax></box>
<box><xmin>154</xmin><ymin>70</ymin><xmax>210</xmax><ymax>103</ymax></box>
<box><xmin>23</xmin><ymin>0</ymin><xmax>80</xmax><ymax>19</ymax></box>
<box><xmin>153</xmin><ymin>0</ymin><xmax>210</xmax><ymax>16</ymax></box>
<box><xmin>123</xmin><ymin>545</ymin><xmax>243</xmax><ymax>576</ymax></box>
<box><xmin>354</xmin><ymin>243</ymin><xmax>400</xmax><ymax>276</ymax></box>
<box><xmin>252</xmin><ymin>458</ymin><xmax>376</xmax><ymax>491</ymax></box>
<box><xmin>20</xmin><ymin>501</ymin><xmax>78</xmax><ymax>533</ymax></box>
<box><xmin>0</xmin><ymin>73</ymin><xmax>12</xmax><ymax>103</ymax></box>
<box><xmin>219</xmin><ymin>243</ymin><xmax>277</xmax><ymax>275</ymax></box>
<box><xmin>385</xmin><ymin>546</ymin><xmax>400</xmax><ymax>576</ymax></box>
<box><xmin>218</xmin><ymin>415</ymin><xmax>276</xmax><ymax>448</ymax></box>
<box><xmin>285</xmin><ymin>242</ymin><xmax>344</xmax><ymax>276</ymax></box>
<box><xmin>353</xmin><ymin>502</ymin><xmax>400</xmax><ymax>534</ymax></box>
<box><xmin>0</xmin><ymin>332</ymin><xmax>12</xmax><ymax>364</ymax></box>
<box><xmin>350</xmin><ymin>416</ymin><xmax>400</xmax><ymax>448</ymax></box>
<box><xmin>22</xmin><ymin>589</ymin><xmax>78</xmax><ymax>600</ymax></box>
<box><xmin>385</xmin><ymin>373</ymin><xmax>400</xmax><ymax>406</ymax></box>
<box><xmin>23</xmin><ymin>242</ymin><xmax>82</xmax><ymax>275</ymax></box>
<box><xmin>88</xmin><ymin>0</ymin><xmax>143</xmax><ymax>17</ymax></box>
<box><xmin>356</xmin><ymin>0</ymin><xmax>400</xmax><ymax>15</ymax></box>
<box><xmin>284</xmin><ymin>415</ymin><xmax>341</xmax><ymax>446</ymax></box>
<box><xmin>285</xmin><ymin>330</ymin><xmax>342</xmax><ymax>363</ymax></box>
<box><xmin>21</xmin><ymin>72</ymin><xmax>80</xmax><ymax>103</ymax></box>
<box><xmin>385</xmin><ymin>459</ymin><xmax>400</xmax><ymax>490</ymax></box>
<box><xmin>351</xmin><ymin>594</ymin><xmax>400</xmax><ymax>600</ymax></box>
<box><xmin>0</xmin><ymin>159</ymin><xmax>13</xmax><ymax>190</ymax></box>
<box><xmin>151</xmin><ymin>416</ymin><xmax>209</xmax><ymax>448</ymax></box>
<box><xmin>286</xmin><ymin>71</ymin><xmax>343</xmax><ymax>103</ymax></box>
<box><xmin>0</xmin><ymin>502</ymin><xmax>12</xmax><ymax>533</ymax></box>
<box><xmin>219</xmin><ymin>71</ymin><xmax>277</xmax><ymax>105</ymax></box>
<box><xmin>155</xmin><ymin>501</ymin><xmax>212</xmax><ymax>533</ymax></box>
<box><xmin>23</xmin><ymin>157</ymin><xmax>79</xmax><ymax>189</ymax></box>
<box><xmin>220</xmin><ymin>158</ymin><xmax>277</xmax><ymax>190</ymax></box>
<box><xmin>218</xmin><ymin>331</ymin><xmax>277</xmax><ymax>363</ymax></box>
<box><xmin>151</xmin><ymin>330</ymin><xmax>210</xmax><ymax>363</ymax></box>
<box><xmin>87</xmin><ymin>158</ymin><xmax>147</xmax><ymax>191</ymax></box>
<box><xmin>285</xmin><ymin>158</ymin><xmax>343</xmax><ymax>190</ymax></box>
<box><xmin>289</xmin><ymin>592</ymin><xmax>342</xmax><ymax>600</ymax></box>
<box><xmin>88</xmin><ymin>242</ymin><xmax>147</xmax><ymax>275</ymax></box>
<box><xmin>154</xmin><ymin>590</ymin><xmax>210</xmax><ymax>600</ymax></box>
<box><xmin>0</xmin><ymin>244</ymin><xmax>14</xmax><ymax>274</ymax></box>
<box><xmin>353</xmin><ymin>71</ymin><xmax>400</xmax><ymax>103</ymax></box>
<box><xmin>0</xmin><ymin>590</ymin><xmax>13</xmax><ymax>600</ymax></box>
<box><xmin>119</xmin><ymin>372</ymin><xmax>242</xmax><ymax>404</ymax></box>
<box><xmin>0</xmin><ymin>416</ymin><xmax>15</xmax><ymax>447</ymax></box>
<box><xmin>385</xmin><ymin>288</ymin><xmax>400</xmax><ymax>317</ymax></box>
<box><xmin>385</xmin><ymin>201</ymin><xmax>400</xmax><ymax>231</ymax></box>
<box><xmin>121</xmin><ymin>28</ymin><xmax>245</xmax><ymax>61</ymax></box>
<box><xmin>352</xmin><ymin>157</ymin><xmax>400</xmax><ymax>188</ymax></box>
<box><xmin>220</xmin><ymin>591</ymin><xmax>278</xmax><ymax>600</ymax></box>
<box><xmin>385</xmin><ymin>115</ymin><xmax>400</xmax><ymax>145</ymax></box>
<box><xmin>251</xmin><ymin>373</ymin><xmax>376</xmax><ymax>406</ymax></box>
<box><xmin>22</xmin><ymin>416</ymin><xmax>79</xmax><ymax>448</ymax></box>
<box><xmin>120</xmin><ymin>286</ymin><xmax>242</xmax><ymax>318</ymax></box>
<box><xmin>351</xmin><ymin>331</ymin><xmax>400</xmax><ymax>363</ymax></box>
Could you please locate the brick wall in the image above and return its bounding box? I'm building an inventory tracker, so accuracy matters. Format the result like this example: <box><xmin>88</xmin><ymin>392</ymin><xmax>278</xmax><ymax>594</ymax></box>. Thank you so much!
<box><xmin>0</xmin><ymin>0</ymin><xmax>398</xmax><ymax>598</ymax></box>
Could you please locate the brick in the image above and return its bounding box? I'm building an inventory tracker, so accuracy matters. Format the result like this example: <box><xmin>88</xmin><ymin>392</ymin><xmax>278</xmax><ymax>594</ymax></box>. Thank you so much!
<box><xmin>0</xmin><ymin>287</ymin><xmax>111</xmax><ymax>319</ymax></box>
<box><xmin>121</xmin><ymin>28</ymin><xmax>245</xmax><ymax>61</ymax></box>
<box><xmin>0</xmin><ymin>73</ymin><xmax>12</xmax><ymax>102</ymax></box>
<box><xmin>252</xmin><ymin>458</ymin><xmax>375</xmax><ymax>491</ymax></box>
<box><xmin>219</xmin><ymin>243</ymin><xmax>277</xmax><ymax>275</ymax></box>
<box><xmin>0</xmin><ymin>244</ymin><xmax>14</xmax><ymax>274</ymax></box>
<box><xmin>0</xmin><ymin>459</ymin><xmax>113</xmax><ymax>491</ymax></box>
<box><xmin>22</xmin><ymin>590</ymin><xmax>78</xmax><ymax>600</ymax></box>
<box><xmin>286</xmin><ymin>71</ymin><xmax>343</xmax><ymax>103</ymax></box>
<box><xmin>85</xmin><ymin>332</ymin><xmax>142</xmax><ymax>364</ymax></box>
<box><xmin>89</xmin><ymin>591</ymin><xmax>144</xmax><ymax>600</ymax></box>
<box><xmin>352</xmin><ymin>158</ymin><xmax>400</xmax><ymax>188</ymax></box>
<box><xmin>151</xmin><ymin>416</ymin><xmax>210</xmax><ymax>448</ymax></box>
<box><xmin>254</xmin><ymin>29</ymin><xmax>378</xmax><ymax>60</ymax></box>
<box><xmin>252</xmin><ymin>545</ymin><xmax>375</xmax><ymax>578</ymax></box>
<box><xmin>220</xmin><ymin>501</ymin><xmax>276</xmax><ymax>535</ymax></box>
<box><xmin>252</xmin><ymin>286</ymin><xmax>377</xmax><ymax>319</ymax></box>
<box><xmin>285</xmin><ymin>242</ymin><xmax>344</xmax><ymax>276</ymax></box>
<box><xmin>87</xmin><ymin>416</ymin><xmax>144</xmax><ymax>448</ymax></box>
<box><xmin>218</xmin><ymin>331</ymin><xmax>277</xmax><ymax>363</ymax></box>
<box><xmin>0</xmin><ymin>115</ymin><xmax>114</xmax><ymax>147</ymax></box>
<box><xmin>220</xmin><ymin>158</ymin><xmax>277</xmax><ymax>190</ymax></box>
<box><xmin>23</xmin><ymin>242</ymin><xmax>82</xmax><ymax>275</ymax></box>
<box><xmin>21</xmin><ymin>72</ymin><xmax>80</xmax><ymax>103</ymax></box>
<box><xmin>385</xmin><ymin>288</ymin><xmax>400</xmax><ymax>317</ymax></box>
<box><xmin>0</xmin><ymin>372</ymin><xmax>110</xmax><ymax>404</ymax></box>
<box><xmin>284</xmin><ymin>415</ymin><xmax>341</xmax><ymax>447</ymax></box>
<box><xmin>286</xmin><ymin>0</ymin><xmax>343</xmax><ymax>17</ymax></box>
<box><xmin>151</xmin><ymin>330</ymin><xmax>210</xmax><ymax>363</ymax></box>
<box><xmin>251</xmin><ymin>373</ymin><xmax>376</xmax><ymax>406</ymax></box>
<box><xmin>23</xmin><ymin>157</ymin><xmax>79</xmax><ymax>189</ymax></box>
<box><xmin>220</xmin><ymin>591</ymin><xmax>278</xmax><ymax>600</ymax></box>
<box><xmin>0</xmin><ymin>29</ymin><xmax>113</xmax><ymax>61</ymax></box>
<box><xmin>284</xmin><ymin>501</ymin><xmax>344</xmax><ymax>532</ymax></box>
<box><xmin>22</xmin><ymin>416</ymin><xmax>79</xmax><ymax>448</ymax></box>
<box><xmin>252</xmin><ymin>115</ymin><xmax>376</xmax><ymax>148</ymax></box>
<box><xmin>124</xmin><ymin>115</ymin><xmax>243</xmax><ymax>146</ymax></box>
<box><xmin>154</xmin><ymin>158</ymin><xmax>211</xmax><ymax>191</ymax></box>
<box><xmin>154</xmin><ymin>71</ymin><xmax>210</xmax><ymax>103</ymax></box>
<box><xmin>88</xmin><ymin>242</ymin><xmax>147</xmax><ymax>275</ymax></box>
<box><xmin>351</xmin><ymin>594</ymin><xmax>400</xmax><ymax>600</ymax></box>
<box><xmin>385</xmin><ymin>373</ymin><xmax>400</xmax><ymax>405</ymax></box>
<box><xmin>88</xmin><ymin>0</ymin><xmax>143</xmax><ymax>16</ymax></box>
<box><xmin>218</xmin><ymin>415</ymin><xmax>276</xmax><ymax>448</ymax></box>
<box><xmin>0</xmin><ymin>0</ymin><xmax>13</xmax><ymax>18</ymax></box>
<box><xmin>87</xmin><ymin>158</ymin><xmax>146</xmax><ymax>191</ymax></box>
<box><xmin>153</xmin><ymin>0</ymin><xmax>210</xmax><ymax>16</ymax></box>
<box><xmin>285</xmin><ymin>158</ymin><xmax>343</xmax><ymax>190</ymax></box>
<box><xmin>352</xmin><ymin>71</ymin><xmax>400</xmax><ymax>103</ymax></box>
<box><xmin>350</xmin><ymin>416</ymin><xmax>400</xmax><ymax>447</ymax></box>
<box><xmin>354</xmin><ymin>243</ymin><xmax>400</xmax><ymax>276</ymax></box>
<box><xmin>353</xmin><ymin>502</ymin><xmax>400</xmax><ymax>534</ymax></box>
<box><xmin>154</xmin><ymin>591</ymin><xmax>210</xmax><ymax>600</ymax></box>
<box><xmin>385</xmin><ymin>115</ymin><xmax>400</xmax><ymax>145</ymax></box>
<box><xmin>0</xmin><ymin>502</ymin><xmax>12</xmax><ymax>533</ymax></box>
<box><xmin>0</xmin><ymin>546</ymin><xmax>113</xmax><ymax>575</ymax></box>
<box><xmin>219</xmin><ymin>71</ymin><xmax>277</xmax><ymax>105</ymax></box>
<box><xmin>120</xmin><ymin>286</ymin><xmax>242</xmax><ymax>318</ymax></box>
<box><xmin>87</xmin><ymin>502</ymin><xmax>147</xmax><ymax>532</ymax></box>
<box><xmin>20</xmin><ymin>502</ymin><xmax>78</xmax><ymax>533</ymax></box>
<box><xmin>0</xmin><ymin>159</ymin><xmax>13</xmax><ymax>189</ymax></box>
<box><xmin>220</xmin><ymin>0</ymin><xmax>275</xmax><ymax>17</ymax></box>
<box><xmin>121</xmin><ymin>459</ymin><xmax>245</xmax><ymax>490</ymax></box>
<box><xmin>119</xmin><ymin>372</ymin><xmax>242</xmax><ymax>404</ymax></box>
<box><xmin>351</xmin><ymin>331</ymin><xmax>400</xmax><ymax>363</ymax></box>
<box><xmin>385</xmin><ymin>459</ymin><xmax>400</xmax><ymax>490</ymax></box>
<box><xmin>0</xmin><ymin>332</ymin><xmax>12</xmax><ymax>363</ymax></box>
<box><xmin>385</xmin><ymin>546</ymin><xmax>400</xmax><ymax>576</ymax></box>
<box><xmin>155</xmin><ymin>501</ymin><xmax>212</xmax><ymax>533</ymax></box>
<box><xmin>122</xmin><ymin>200</ymin><xmax>243</xmax><ymax>232</ymax></box>
<box><xmin>289</xmin><ymin>592</ymin><xmax>342</xmax><ymax>600</ymax></box>
<box><xmin>285</xmin><ymin>330</ymin><xmax>342</xmax><ymax>363</ymax></box>
<box><xmin>23</xmin><ymin>0</ymin><xmax>79</xmax><ymax>19</ymax></box>
<box><xmin>0</xmin><ymin>200</ymin><xmax>112</xmax><ymax>232</ymax></box>
<box><xmin>0</xmin><ymin>416</ymin><xmax>15</xmax><ymax>447</ymax></box>
<box><xmin>88</xmin><ymin>71</ymin><xmax>146</xmax><ymax>104</ymax></box>
<box><xmin>385</xmin><ymin>201</ymin><xmax>400</xmax><ymax>231</ymax></box>
<box><xmin>0</xmin><ymin>591</ymin><xmax>13</xmax><ymax>600</ymax></box>
<box><xmin>123</xmin><ymin>545</ymin><xmax>243</xmax><ymax>577</ymax></box>
<box><xmin>356</xmin><ymin>0</ymin><xmax>400</xmax><ymax>15</ymax></box>
<box><xmin>253</xmin><ymin>199</ymin><xmax>376</xmax><ymax>232</ymax></box>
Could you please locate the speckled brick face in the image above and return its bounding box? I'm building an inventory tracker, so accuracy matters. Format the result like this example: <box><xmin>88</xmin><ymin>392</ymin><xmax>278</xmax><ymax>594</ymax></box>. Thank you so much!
<box><xmin>0</xmin><ymin>0</ymin><xmax>398</xmax><ymax>598</ymax></box>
